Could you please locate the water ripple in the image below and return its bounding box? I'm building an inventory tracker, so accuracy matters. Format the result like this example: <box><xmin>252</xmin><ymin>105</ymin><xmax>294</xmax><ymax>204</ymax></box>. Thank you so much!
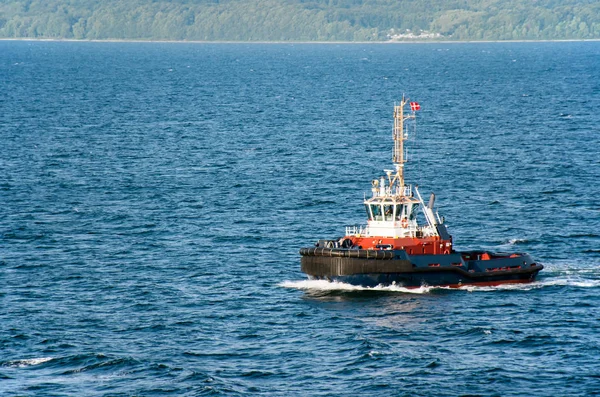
<box><xmin>1</xmin><ymin>40</ymin><xmax>600</xmax><ymax>397</ymax></box>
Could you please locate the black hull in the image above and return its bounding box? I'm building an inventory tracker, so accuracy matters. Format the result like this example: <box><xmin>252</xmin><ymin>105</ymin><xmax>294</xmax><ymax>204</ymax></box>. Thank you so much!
<box><xmin>300</xmin><ymin>249</ymin><xmax>543</xmax><ymax>288</ymax></box>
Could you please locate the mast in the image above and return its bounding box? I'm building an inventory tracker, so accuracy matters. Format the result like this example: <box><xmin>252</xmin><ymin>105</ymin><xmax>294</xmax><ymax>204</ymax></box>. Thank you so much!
<box><xmin>392</xmin><ymin>97</ymin><xmax>415</xmax><ymax>194</ymax></box>
<box><xmin>358</xmin><ymin>98</ymin><xmax>438</xmax><ymax>239</ymax></box>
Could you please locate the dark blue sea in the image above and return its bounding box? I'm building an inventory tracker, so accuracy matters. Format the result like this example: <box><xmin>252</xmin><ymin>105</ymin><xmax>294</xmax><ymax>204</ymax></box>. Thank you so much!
<box><xmin>1</xmin><ymin>41</ymin><xmax>600</xmax><ymax>396</ymax></box>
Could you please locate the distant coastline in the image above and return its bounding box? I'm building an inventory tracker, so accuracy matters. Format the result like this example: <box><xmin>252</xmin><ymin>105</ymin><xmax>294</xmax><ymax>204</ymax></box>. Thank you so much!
<box><xmin>2</xmin><ymin>38</ymin><xmax>600</xmax><ymax>44</ymax></box>
<box><xmin>2</xmin><ymin>0</ymin><xmax>597</xmax><ymax>43</ymax></box>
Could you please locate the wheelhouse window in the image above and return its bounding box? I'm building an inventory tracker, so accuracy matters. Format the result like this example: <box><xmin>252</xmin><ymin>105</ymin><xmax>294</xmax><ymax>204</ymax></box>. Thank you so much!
<box><xmin>394</xmin><ymin>204</ymin><xmax>405</xmax><ymax>220</ymax></box>
<box><xmin>365</xmin><ymin>204</ymin><xmax>372</xmax><ymax>220</ymax></box>
<box><xmin>383</xmin><ymin>204</ymin><xmax>394</xmax><ymax>221</ymax></box>
<box><xmin>370</xmin><ymin>204</ymin><xmax>382</xmax><ymax>221</ymax></box>
<box><xmin>409</xmin><ymin>203</ymin><xmax>418</xmax><ymax>220</ymax></box>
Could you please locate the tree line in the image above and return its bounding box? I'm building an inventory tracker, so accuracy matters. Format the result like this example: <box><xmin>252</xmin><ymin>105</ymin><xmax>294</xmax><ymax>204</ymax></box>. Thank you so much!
<box><xmin>0</xmin><ymin>0</ymin><xmax>598</xmax><ymax>41</ymax></box>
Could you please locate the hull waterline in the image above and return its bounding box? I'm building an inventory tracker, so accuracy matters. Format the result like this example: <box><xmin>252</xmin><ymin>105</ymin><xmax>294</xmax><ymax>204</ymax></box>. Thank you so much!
<box><xmin>301</xmin><ymin>250</ymin><xmax>543</xmax><ymax>288</ymax></box>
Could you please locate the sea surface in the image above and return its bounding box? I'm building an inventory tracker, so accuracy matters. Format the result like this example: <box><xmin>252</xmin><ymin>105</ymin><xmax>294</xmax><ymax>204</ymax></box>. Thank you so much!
<box><xmin>1</xmin><ymin>41</ymin><xmax>600</xmax><ymax>396</ymax></box>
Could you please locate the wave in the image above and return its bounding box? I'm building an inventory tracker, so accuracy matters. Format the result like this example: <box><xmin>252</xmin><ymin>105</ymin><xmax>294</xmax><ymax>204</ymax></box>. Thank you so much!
<box><xmin>504</xmin><ymin>238</ymin><xmax>529</xmax><ymax>245</ymax></box>
<box><xmin>535</xmin><ymin>277</ymin><xmax>600</xmax><ymax>288</ymax></box>
<box><xmin>281</xmin><ymin>273</ymin><xmax>600</xmax><ymax>294</ymax></box>
<box><xmin>492</xmin><ymin>237</ymin><xmax>534</xmax><ymax>249</ymax></box>
<box><xmin>451</xmin><ymin>282</ymin><xmax>544</xmax><ymax>292</ymax></box>
<box><xmin>568</xmin><ymin>233</ymin><xmax>600</xmax><ymax>239</ymax></box>
<box><xmin>428</xmin><ymin>275</ymin><xmax>600</xmax><ymax>292</ymax></box>
<box><xmin>1</xmin><ymin>357</ymin><xmax>53</xmax><ymax>368</ymax></box>
<box><xmin>279</xmin><ymin>279</ymin><xmax>433</xmax><ymax>294</ymax></box>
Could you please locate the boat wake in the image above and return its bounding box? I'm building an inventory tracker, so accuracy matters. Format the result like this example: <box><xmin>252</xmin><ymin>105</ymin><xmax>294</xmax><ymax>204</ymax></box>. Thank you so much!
<box><xmin>280</xmin><ymin>279</ymin><xmax>434</xmax><ymax>294</ymax></box>
<box><xmin>281</xmin><ymin>271</ymin><xmax>600</xmax><ymax>294</ymax></box>
<box><xmin>454</xmin><ymin>275</ymin><xmax>600</xmax><ymax>292</ymax></box>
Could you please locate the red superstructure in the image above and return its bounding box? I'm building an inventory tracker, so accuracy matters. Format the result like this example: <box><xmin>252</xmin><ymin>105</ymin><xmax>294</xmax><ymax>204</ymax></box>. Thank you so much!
<box><xmin>348</xmin><ymin>236</ymin><xmax>451</xmax><ymax>255</ymax></box>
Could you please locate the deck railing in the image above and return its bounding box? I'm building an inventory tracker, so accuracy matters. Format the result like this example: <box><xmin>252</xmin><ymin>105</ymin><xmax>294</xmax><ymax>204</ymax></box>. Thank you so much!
<box><xmin>345</xmin><ymin>226</ymin><xmax>366</xmax><ymax>236</ymax></box>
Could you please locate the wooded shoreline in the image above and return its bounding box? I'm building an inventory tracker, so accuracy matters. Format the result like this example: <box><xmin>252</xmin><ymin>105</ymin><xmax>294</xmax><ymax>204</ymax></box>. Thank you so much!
<box><xmin>1</xmin><ymin>0</ymin><xmax>598</xmax><ymax>42</ymax></box>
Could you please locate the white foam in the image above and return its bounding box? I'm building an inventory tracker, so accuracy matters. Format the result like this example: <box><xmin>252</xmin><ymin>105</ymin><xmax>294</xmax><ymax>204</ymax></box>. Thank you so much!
<box><xmin>281</xmin><ymin>274</ymin><xmax>600</xmax><ymax>294</ymax></box>
<box><xmin>451</xmin><ymin>277</ymin><xmax>600</xmax><ymax>292</ymax></box>
<box><xmin>452</xmin><ymin>283</ymin><xmax>544</xmax><ymax>292</ymax></box>
<box><xmin>507</xmin><ymin>238</ymin><xmax>528</xmax><ymax>245</ymax></box>
<box><xmin>5</xmin><ymin>357</ymin><xmax>53</xmax><ymax>367</ymax></box>
<box><xmin>279</xmin><ymin>279</ymin><xmax>433</xmax><ymax>294</ymax></box>
<box><xmin>538</xmin><ymin>278</ymin><xmax>600</xmax><ymax>288</ymax></box>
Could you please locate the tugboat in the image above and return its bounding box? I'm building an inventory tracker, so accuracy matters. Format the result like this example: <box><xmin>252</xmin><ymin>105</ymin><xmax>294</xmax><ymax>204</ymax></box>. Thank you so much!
<box><xmin>300</xmin><ymin>98</ymin><xmax>543</xmax><ymax>288</ymax></box>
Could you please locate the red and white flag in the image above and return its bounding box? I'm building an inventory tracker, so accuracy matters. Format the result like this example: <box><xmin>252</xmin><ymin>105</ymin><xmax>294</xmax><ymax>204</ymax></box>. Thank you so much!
<box><xmin>410</xmin><ymin>102</ymin><xmax>420</xmax><ymax>111</ymax></box>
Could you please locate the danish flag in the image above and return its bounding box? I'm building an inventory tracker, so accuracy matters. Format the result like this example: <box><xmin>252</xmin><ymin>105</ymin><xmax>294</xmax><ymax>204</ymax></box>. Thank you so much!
<box><xmin>410</xmin><ymin>102</ymin><xmax>420</xmax><ymax>111</ymax></box>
